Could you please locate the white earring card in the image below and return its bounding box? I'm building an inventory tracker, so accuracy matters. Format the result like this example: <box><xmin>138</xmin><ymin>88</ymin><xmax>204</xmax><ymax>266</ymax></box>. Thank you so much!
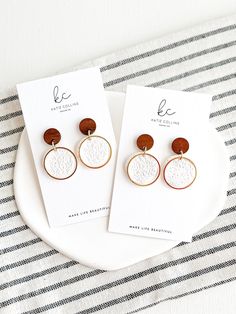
<box><xmin>17</xmin><ymin>67</ymin><xmax>116</xmax><ymax>227</ymax></box>
<box><xmin>108</xmin><ymin>85</ymin><xmax>212</xmax><ymax>242</ymax></box>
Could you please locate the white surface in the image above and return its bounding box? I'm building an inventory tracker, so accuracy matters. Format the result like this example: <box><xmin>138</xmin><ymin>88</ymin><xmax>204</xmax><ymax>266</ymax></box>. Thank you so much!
<box><xmin>14</xmin><ymin>91</ymin><xmax>229</xmax><ymax>271</ymax></box>
<box><xmin>2</xmin><ymin>0</ymin><xmax>236</xmax><ymax>312</ymax></box>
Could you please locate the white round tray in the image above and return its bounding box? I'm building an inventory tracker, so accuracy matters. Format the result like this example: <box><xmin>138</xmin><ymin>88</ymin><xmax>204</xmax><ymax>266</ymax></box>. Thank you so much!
<box><xmin>14</xmin><ymin>91</ymin><xmax>229</xmax><ymax>271</ymax></box>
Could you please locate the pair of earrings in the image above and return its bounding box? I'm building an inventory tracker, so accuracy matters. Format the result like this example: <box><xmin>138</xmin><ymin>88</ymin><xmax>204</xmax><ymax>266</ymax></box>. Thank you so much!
<box><xmin>43</xmin><ymin>118</ymin><xmax>112</xmax><ymax>180</ymax></box>
<box><xmin>127</xmin><ymin>134</ymin><xmax>197</xmax><ymax>189</ymax></box>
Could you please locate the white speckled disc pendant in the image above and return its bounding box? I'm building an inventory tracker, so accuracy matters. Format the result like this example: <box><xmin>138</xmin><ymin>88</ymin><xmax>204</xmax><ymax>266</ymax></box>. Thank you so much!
<box><xmin>78</xmin><ymin>118</ymin><xmax>112</xmax><ymax>169</ymax></box>
<box><xmin>78</xmin><ymin>135</ymin><xmax>112</xmax><ymax>168</ymax></box>
<box><xmin>44</xmin><ymin>147</ymin><xmax>77</xmax><ymax>180</ymax></box>
<box><xmin>127</xmin><ymin>134</ymin><xmax>160</xmax><ymax>186</ymax></box>
<box><xmin>127</xmin><ymin>152</ymin><xmax>160</xmax><ymax>186</ymax></box>
<box><xmin>163</xmin><ymin>137</ymin><xmax>197</xmax><ymax>189</ymax></box>
<box><xmin>164</xmin><ymin>156</ymin><xmax>197</xmax><ymax>189</ymax></box>
<box><xmin>43</xmin><ymin>128</ymin><xmax>77</xmax><ymax>180</ymax></box>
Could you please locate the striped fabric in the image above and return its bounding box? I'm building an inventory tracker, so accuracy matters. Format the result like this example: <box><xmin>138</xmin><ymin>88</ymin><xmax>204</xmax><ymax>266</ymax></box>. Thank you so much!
<box><xmin>1</xmin><ymin>13</ymin><xmax>236</xmax><ymax>314</ymax></box>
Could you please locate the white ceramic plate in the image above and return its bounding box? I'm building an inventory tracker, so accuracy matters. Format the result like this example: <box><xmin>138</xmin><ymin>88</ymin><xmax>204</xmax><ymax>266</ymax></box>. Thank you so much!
<box><xmin>14</xmin><ymin>91</ymin><xmax>229</xmax><ymax>270</ymax></box>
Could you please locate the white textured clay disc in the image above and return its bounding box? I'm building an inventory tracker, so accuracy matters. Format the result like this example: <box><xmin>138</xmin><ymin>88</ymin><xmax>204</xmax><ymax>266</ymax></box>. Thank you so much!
<box><xmin>44</xmin><ymin>147</ymin><xmax>77</xmax><ymax>180</ymax></box>
<box><xmin>164</xmin><ymin>156</ymin><xmax>197</xmax><ymax>189</ymax></box>
<box><xmin>79</xmin><ymin>135</ymin><xmax>112</xmax><ymax>168</ymax></box>
<box><xmin>127</xmin><ymin>153</ymin><xmax>160</xmax><ymax>186</ymax></box>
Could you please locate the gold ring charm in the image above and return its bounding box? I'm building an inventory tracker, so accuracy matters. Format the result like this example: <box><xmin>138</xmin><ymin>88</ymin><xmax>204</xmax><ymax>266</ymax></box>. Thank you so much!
<box><xmin>127</xmin><ymin>134</ymin><xmax>161</xmax><ymax>186</ymax></box>
<box><xmin>77</xmin><ymin>118</ymin><xmax>112</xmax><ymax>169</ymax></box>
<box><xmin>163</xmin><ymin>137</ymin><xmax>197</xmax><ymax>189</ymax></box>
<box><xmin>43</xmin><ymin>128</ymin><xmax>77</xmax><ymax>180</ymax></box>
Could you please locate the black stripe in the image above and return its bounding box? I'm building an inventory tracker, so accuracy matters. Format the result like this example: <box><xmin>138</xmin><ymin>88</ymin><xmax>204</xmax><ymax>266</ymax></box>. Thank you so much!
<box><xmin>225</xmin><ymin>137</ymin><xmax>236</xmax><ymax>146</ymax></box>
<box><xmin>227</xmin><ymin>188</ymin><xmax>236</xmax><ymax>196</ymax></box>
<box><xmin>213</xmin><ymin>88</ymin><xmax>236</xmax><ymax>101</ymax></box>
<box><xmin>176</xmin><ymin>222</ymin><xmax>236</xmax><ymax>248</ymax></box>
<box><xmin>0</xmin><ymin>110</ymin><xmax>22</xmax><ymax>122</ymax></box>
<box><xmin>0</xmin><ymin>179</ymin><xmax>13</xmax><ymax>188</ymax></box>
<box><xmin>2</xmin><ymin>236</ymin><xmax>42</xmax><ymax>254</ymax></box>
<box><xmin>0</xmin><ymin>94</ymin><xmax>18</xmax><ymax>104</ymax></box>
<box><xmin>2</xmin><ymin>238</ymin><xmax>42</xmax><ymax>254</ymax></box>
<box><xmin>217</xmin><ymin>121</ymin><xmax>236</xmax><ymax>132</ymax></box>
<box><xmin>229</xmin><ymin>171</ymin><xmax>236</xmax><ymax>178</ymax></box>
<box><xmin>219</xmin><ymin>205</ymin><xmax>236</xmax><ymax>216</ymax></box>
<box><xmin>3</xmin><ymin>242</ymin><xmax>234</xmax><ymax>309</ymax></box>
<box><xmin>230</xmin><ymin>155</ymin><xmax>236</xmax><ymax>161</ymax></box>
<box><xmin>0</xmin><ymin>195</ymin><xmax>15</xmax><ymax>205</ymax></box>
<box><xmin>0</xmin><ymin>225</ymin><xmax>28</xmax><ymax>237</ymax></box>
<box><xmin>0</xmin><ymin>210</ymin><xmax>19</xmax><ymax>221</ymax></box>
<box><xmin>147</xmin><ymin>57</ymin><xmax>236</xmax><ymax>88</ymax></box>
<box><xmin>192</xmin><ymin>223</ymin><xmax>236</xmax><ymax>241</ymax></box>
<box><xmin>22</xmin><ymin>258</ymin><xmax>235</xmax><ymax>314</ymax></box>
<box><xmin>210</xmin><ymin>105</ymin><xmax>236</xmax><ymax>118</ymax></box>
<box><xmin>0</xmin><ymin>144</ymin><xmax>18</xmax><ymax>155</ymax></box>
<box><xmin>0</xmin><ymin>162</ymin><xmax>15</xmax><ymax>171</ymax></box>
<box><xmin>0</xmin><ymin>261</ymin><xmax>78</xmax><ymax>290</ymax></box>
<box><xmin>128</xmin><ymin>276</ymin><xmax>236</xmax><ymax>314</ymax></box>
<box><xmin>103</xmin><ymin>41</ymin><xmax>236</xmax><ymax>88</ymax></box>
<box><xmin>100</xmin><ymin>23</ymin><xmax>236</xmax><ymax>72</ymax></box>
<box><xmin>0</xmin><ymin>249</ymin><xmax>58</xmax><ymax>272</ymax></box>
<box><xmin>0</xmin><ymin>126</ymin><xmax>24</xmax><ymax>138</ymax></box>
<box><xmin>184</xmin><ymin>72</ymin><xmax>236</xmax><ymax>92</ymax></box>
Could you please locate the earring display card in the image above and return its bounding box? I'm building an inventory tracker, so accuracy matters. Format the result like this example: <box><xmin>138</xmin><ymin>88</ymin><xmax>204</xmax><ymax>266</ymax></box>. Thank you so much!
<box><xmin>109</xmin><ymin>85</ymin><xmax>212</xmax><ymax>241</ymax></box>
<box><xmin>17</xmin><ymin>67</ymin><xmax>116</xmax><ymax>227</ymax></box>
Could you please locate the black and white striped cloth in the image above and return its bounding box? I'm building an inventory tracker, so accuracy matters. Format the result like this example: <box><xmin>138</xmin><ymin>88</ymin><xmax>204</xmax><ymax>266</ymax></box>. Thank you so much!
<box><xmin>1</xmin><ymin>13</ymin><xmax>236</xmax><ymax>314</ymax></box>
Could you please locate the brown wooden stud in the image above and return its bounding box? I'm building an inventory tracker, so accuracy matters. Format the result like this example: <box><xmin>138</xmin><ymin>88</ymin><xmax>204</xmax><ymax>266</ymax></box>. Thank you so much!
<box><xmin>79</xmin><ymin>118</ymin><xmax>96</xmax><ymax>135</ymax></box>
<box><xmin>136</xmin><ymin>134</ymin><xmax>154</xmax><ymax>151</ymax></box>
<box><xmin>43</xmin><ymin>128</ymin><xmax>61</xmax><ymax>145</ymax></box>
<box><xmin>172</xmin><ymin>137</ymin><xmax>189</xmax><ymax>154</ymax></box>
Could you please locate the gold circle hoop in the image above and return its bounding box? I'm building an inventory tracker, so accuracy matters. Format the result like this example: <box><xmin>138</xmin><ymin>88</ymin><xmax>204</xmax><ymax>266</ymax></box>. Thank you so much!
<box><xmin>43</xmin><ymin>147</ymin><xmax>78</xmax><ymax>180</ymax></box>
